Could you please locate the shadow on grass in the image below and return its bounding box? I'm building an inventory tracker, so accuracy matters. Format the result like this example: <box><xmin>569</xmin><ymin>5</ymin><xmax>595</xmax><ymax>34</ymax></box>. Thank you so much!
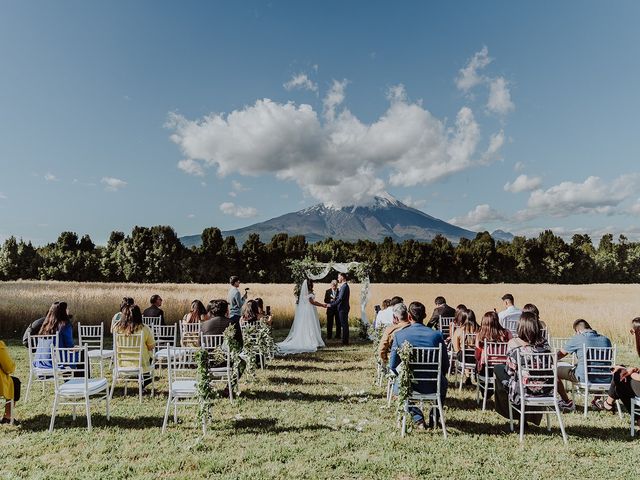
<box><xmin>232</xmin><ymin>416</ymin><xmax>332</xmax><ymax>434</ymax></box>
<box><xmin>266</xmin><ymin>376</ymin><xmax>305</xmax><ymax>385</ymax></box>
<box><xmin>270</xmin><ymin>364</ymin><xmax>367</xmax><ymax>373</ymax></box>
<box><xmin>18</xmin><ymin>414</ymin><xmax>164</xmax><ymax>431</ymax></box>
<box><xmin>243</xmin><ymin>389</ymin><xmax>360</xmax><ymax>403</ymax></box>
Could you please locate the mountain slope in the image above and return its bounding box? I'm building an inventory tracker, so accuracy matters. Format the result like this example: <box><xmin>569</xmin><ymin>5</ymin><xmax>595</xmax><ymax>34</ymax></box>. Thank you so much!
<box><xmin>181</xmin><ymin>194</ymin><xmax>480</xmax><ymax>247</ymax></box>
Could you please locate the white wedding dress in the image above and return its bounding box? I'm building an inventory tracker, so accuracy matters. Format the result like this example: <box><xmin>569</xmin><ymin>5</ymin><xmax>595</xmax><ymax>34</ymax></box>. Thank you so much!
<box><xmin>277</xmin><ymin>280</ymin><xmax>325</xmax><ymax>354</ymax></box>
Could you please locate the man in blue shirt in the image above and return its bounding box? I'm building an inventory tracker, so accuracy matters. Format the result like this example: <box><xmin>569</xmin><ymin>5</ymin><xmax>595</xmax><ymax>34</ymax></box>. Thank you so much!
<box><xmin>557</xmin><ymin>319</ymin><xmax>612</xmax><ymax>391</ymax></box>
<box><xmin>389</xmin><ymin>301</ymin><xmax>449</xmax><ymax>428</ymax></box>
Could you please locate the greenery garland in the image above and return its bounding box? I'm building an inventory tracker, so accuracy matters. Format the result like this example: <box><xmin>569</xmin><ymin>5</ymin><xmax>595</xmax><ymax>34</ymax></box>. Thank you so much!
<box><xmin>223</xmin><ymin>324</ymin><xmax>243</xmax><ymax>395</ymax></box>
<box><xmin>372</xmin><ymin>326</ymin><xmax>386</xmax><ymax>364</ymax></box>
<box><xmin>241</xmin><ymin>319</ymin><xmax>279</xmax><ymax>378</ymax></box>
<box><xmin>396</xmin><ymin>341</ymin><xmax>415</xmax><ymax>417</ymax></box>
<box><xmin>195</xmin><ymin>349</ymin><xmax>216</xmax><ymax>424</ymax></box>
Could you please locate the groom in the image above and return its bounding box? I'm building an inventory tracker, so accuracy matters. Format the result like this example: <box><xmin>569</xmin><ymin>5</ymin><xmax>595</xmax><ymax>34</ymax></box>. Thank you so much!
<box><xmin>327</xmin><ymin>272</ymin><xmax>350</xmax><ymax>345</ymax></box>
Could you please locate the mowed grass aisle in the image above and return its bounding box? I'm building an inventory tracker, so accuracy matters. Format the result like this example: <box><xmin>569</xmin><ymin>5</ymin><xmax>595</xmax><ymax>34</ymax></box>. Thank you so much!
<box><xmin>1</xmin><ymin>335</ymin><xmax>639</xmax><ymax>479</ymax></box>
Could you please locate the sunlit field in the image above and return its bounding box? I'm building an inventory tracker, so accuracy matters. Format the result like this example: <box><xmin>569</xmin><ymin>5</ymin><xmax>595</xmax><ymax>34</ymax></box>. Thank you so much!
<box><xmin>1</xmin><ymin>281</ymin><xmax>639</xmax><ymax>345</ymax></box>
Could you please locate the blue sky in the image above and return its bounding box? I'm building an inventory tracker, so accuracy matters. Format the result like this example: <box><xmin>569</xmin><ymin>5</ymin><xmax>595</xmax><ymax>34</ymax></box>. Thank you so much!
<box><xmin>2</xmin><ymin>1</ymin><xmax>640</xmax><ymax>245</ymax></box>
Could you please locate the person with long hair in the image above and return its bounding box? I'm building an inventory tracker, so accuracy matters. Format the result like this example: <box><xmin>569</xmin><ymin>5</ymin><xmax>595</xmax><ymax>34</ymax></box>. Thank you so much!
<box><xmin>34</xmin><ymin>302</ymin><xmax>75</xmax><ymax>369</ymax></box>
<box><xmin>240</xmin><ymin>299</ymin><xmax>260</xmax><ymax>326</ymax></box>
<box><xmin>254</xmin><ymin>297</ymin><xmax>273</xmax><ymax>326</ymax></box>
<box><xmin>111</xmin><ymin>297</ymin><xmax>134</xmax><ymax>333</ymax></box>
<box><xmin>475</xmin><ymin>311</ymin><xmax>512</xmax><ymax>371</ymax></box>
<box><xmin>182</xmin><ymin>300</ymin><xmax>206</xmax><ymax>324</ymax></box>
<box><xmin>522</xmin><ymin>303</ymin><xmax>547</xmax><ymax>329</ymax></box>
<box><xmin>112</xmin><ymin>304</ymin><xmax>155</xmax><ymax>387</ymax></box>
<box><xmin>595</xmin><ymin>317</ymin><xmax>640</xmax><ymax>420</ymax></box>
<box><xmin>452</xmin><ymin>309</ymin><xmax>479</xmax><ymax>356</ymax></box>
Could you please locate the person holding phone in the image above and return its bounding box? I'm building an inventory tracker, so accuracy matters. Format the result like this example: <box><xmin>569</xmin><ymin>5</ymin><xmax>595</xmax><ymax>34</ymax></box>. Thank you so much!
<box><xmin>227</xmin><ymin>276</ymin><xmax>248</xmax><ymax>324</ymax></box>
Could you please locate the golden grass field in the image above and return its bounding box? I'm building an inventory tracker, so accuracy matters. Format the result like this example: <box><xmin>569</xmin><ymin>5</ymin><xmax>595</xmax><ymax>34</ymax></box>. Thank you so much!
<box><xmin>0</xmin><ymin>281</ymin><xmax>639</xmax><ymax>345</ymax></box>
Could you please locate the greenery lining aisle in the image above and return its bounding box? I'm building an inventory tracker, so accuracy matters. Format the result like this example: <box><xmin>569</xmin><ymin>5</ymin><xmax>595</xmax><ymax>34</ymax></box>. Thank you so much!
<box><xmin>1</xmin><ymin>335</ymin><xmax>640</xmax><ymax>479</ymax></box>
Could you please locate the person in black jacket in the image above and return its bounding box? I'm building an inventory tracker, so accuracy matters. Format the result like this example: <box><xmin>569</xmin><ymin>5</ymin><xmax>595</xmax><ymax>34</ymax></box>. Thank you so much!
<box><xmin>323</xmin><ymin>280</ymin><xmax>339</xmax><ymax>339</ymax></box>
<box><xmin>427</xmin><ymin>296</ymin><xmax>456</xmax><ymax>330</ymax></box>
<box><xmin>142</xmin><ymin>294</ymin><xmax>165</xmax><ymax>325</ymax></box>
<box><xmin>328</xmin><ymin>273</ymin><xmax>351</xmax><ymax>345</ymax></box>
<box><xmin>201</xmin><ymin>299</ymin><xmax>243</xmax><ymax>348</ymax></box>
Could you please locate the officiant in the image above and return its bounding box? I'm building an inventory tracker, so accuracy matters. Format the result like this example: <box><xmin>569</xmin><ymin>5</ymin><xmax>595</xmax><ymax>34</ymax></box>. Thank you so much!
<box><xmin>324</xmin><ymin>280</ymin><xmax>339</xmax><ymax>339</ymax></box>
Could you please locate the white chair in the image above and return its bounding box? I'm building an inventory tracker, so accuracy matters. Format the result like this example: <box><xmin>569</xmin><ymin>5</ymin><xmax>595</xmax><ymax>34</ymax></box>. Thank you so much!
<box><xmin>456</xmin><ymin>333</ymin><xmax>477</xmax><ymax>391</ymax></box>
<box><xmin>631</xmin><ymin>396</ymin><xmax>640</xmax><ymax>437</ymax></box>
<box><xmin>508</xmin><ymin>350</ymin><xmax>567</xmax><ymax>444</ymax></box>
<box><xmin>549</xmin><ymin>337</ymin><xmax>570</xmax><ymax>353</ymax></box>
<box><xmin>504</xmin><ymin>316</ymin><xmax>520</xmax><ymax>336</ymax></box>
<box><xmin>438</xmin><ymin>316</ymin><xmax>454</xmax><ymax>338</ymax></box>
<box><xmin>49</xmin><ymin>346</ymin><xmax>110</xmax><ymax>432</ymax></box>
<box><xmin>162</xmin><ymin>347</ymin><xmax>206</xmax><ymax>434</ymax></box>
<box><xmin>399</xmin><ymin>344</ymin><xmax>447</xmax><ymax>438</ymax></box>
<box><xmin>476</xmin><ymin>341</ymin><xmax>508</xmax><ymax>411</ymax></box>
<box><xmin>180</xmin><ymin>322</ymin><xmax>201</xmax><ymax>347</ymax></box>
<box><xmin>110</xmin><ymin>332</ymin><xmax>154</xmax><ymax>403</ymax></box>
<box><xmin>201</xmin><ymin>333</ymin><xmax>234</xmax><ymax>402</ymax></box>
<box><xmin>142</xmin><ymin>316</ymin><xmax>162</xmax><ymax>327</ymax></box>
<box><xmin>152</xmin><ymin>324</ymin><xmax>178</xmax><ymax>371</ymax></box>
<box><xmin>386</xmin><ymin>372</ymin><xmax>397</xmax><ymax>407</ymax></box>
<box><xmin>78</xmin><ymin>323</ymin><xmax>113</xmax><ymax>377</ymax></box>
<box><xmin>1</xmin><ymin>396</ymin><xmax>14</xmax><ymax>425</ymax></box>
<box><xmin>241</xmin><ymin>323</ymin><xmax>265</xmax><ymax>369</ymax></box>
<box><xmin>25</xmin><ymin>333</ymin><xmax>58</xmax><ymax>401</ymax></box>
<box><xmin>572</xmin><ymin>345</ymin><xmax>619</xmax><ymax>417</ymax></box>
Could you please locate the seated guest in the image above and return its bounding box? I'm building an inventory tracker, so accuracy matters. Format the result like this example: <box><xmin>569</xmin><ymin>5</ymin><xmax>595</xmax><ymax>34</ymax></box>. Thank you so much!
<box><xmin>111</xmin><ymin>297</ymin><xmax>134</xmax><ymax>333</ymax></box>
<box><xmin>475</xmin><ymin>310</ymin><xmax>512</xmax><ymax>372</ymax></box>
<box><xmin>452</xmin><ymin>309</ymin><xmax>479</xmax><ymax>385</ymax></box>
<box><xmin>556</xmin><ymin>319</ymin><xmax>612</xmax><ymax>404</ymax></box>
<box><xmin>378</xmin><ymin>303</ymin><xmax>410</xmax><ymax>365</ymax></box>
<box><xmin>374</xmin><ymin>299</ymin><xmax>391</xmax><ymax>329</ymax></box>
<box><xmin>389</xmin><ymin>301</ymin><xmax>449</xmax><ymax>429</ymax></box>
<box><xmin>497</xmin><ymin>293</ymin><xmax>522</xmax><ymax>323</ymax></box>
<box><xmin>427</xmin><ymin>296</ymin><xmax>456</xmax><ymax>329</ymax></box>
<box><xmin>240</xmin><ymin>300</ymin><xmax>260</xmax><ymax>326</ymax></box>
<box><xmin>376</xmin><ymin>296</ymin><xmax>404</xmax><ymax>328</ymax></box>
<box><xmin>254</xmin><ymin>298</ymin><xmax>272</xmax><ymax>326</ymax></box>
<box><xmin>201</xmin><ymin>299</ymin><xmax>243</xmax><ymax>348</ymax></box>
<box><xmin>494</xmin><ymin>312</ymin><xmax>573</xmax><ymax>425</ymax></box>
<box><xmin>143</xmin><ymin>294</ymin><xmax>165</xmax><ymax>325</ymax></box>
<box><xmin>113</xmin><ymin>304</ymin><xmax>155</xmax><ymax>388</ymax></box>
<box><xmin>448</xmin><ymin>304</ymin><xmax>468</xmax><ymax>340</ymax></box>
<box><xmin>596</xmin><ymin>317</ymin><xmax>640</xmax><ymax>418</ymax></box>
<box><xmin>34</xmin><ymin>302</ymin><xmax>75</xmax><ymax>370</ymax></box>
<box><xmin>522</xmin><ymin>303</ymin><xmax>547</xmax><ymax>329</ymax></box>
<box><xmin>23</xmin><ymin>303</ymin><xmax>58</xmax><ymax>348</ymax></box>
<box><xmin>182</xmin><ymin>300</ymin><xmax>206</xmax><ymax>324</ymax></box>
<box><xmin>0</xmin><ymin>340</ymin><xmax>20</xmax><ymax>424</ymax></box>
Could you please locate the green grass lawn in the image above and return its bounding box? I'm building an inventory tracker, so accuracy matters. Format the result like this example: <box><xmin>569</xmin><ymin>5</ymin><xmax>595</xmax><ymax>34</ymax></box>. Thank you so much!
<box><xmin>1</xmin><ymin>334</ymin><xmax>639</xmax><ymax>479</ymax></box>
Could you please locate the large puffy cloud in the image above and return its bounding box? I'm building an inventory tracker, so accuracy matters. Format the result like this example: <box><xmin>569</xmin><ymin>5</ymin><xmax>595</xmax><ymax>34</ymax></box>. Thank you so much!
<box><xmin>504</xmin><ymin>174</ymin><xmax>542</xmax><ymax>193</ymax></box>
<box><xmin>168</xmin><ymin>81</ymin><xmax>500</xmax><ymax>207</ymax></box>
<box><xmin>518</xmin><ymin>174</ymin><xmax>640</xmax><ymax>220</ymax></box>
<box><xmin>448</xmin><ymin>204</ymin><xmax>507</xmax><ymax>230</ymax></box>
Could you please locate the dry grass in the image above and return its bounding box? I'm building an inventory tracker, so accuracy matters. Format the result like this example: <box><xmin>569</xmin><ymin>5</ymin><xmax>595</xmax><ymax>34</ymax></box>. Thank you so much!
<box><xmin>1</xmin><ymin>281</ymin><xmax>639</xmax><ymax>346</ymax></box>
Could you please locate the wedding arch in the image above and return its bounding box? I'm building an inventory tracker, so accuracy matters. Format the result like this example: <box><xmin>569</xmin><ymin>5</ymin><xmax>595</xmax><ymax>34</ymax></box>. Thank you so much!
<box><xmin>289</xmin><ymin>258</ymin><xmax>372</xmax><ymax>328</ymax></box>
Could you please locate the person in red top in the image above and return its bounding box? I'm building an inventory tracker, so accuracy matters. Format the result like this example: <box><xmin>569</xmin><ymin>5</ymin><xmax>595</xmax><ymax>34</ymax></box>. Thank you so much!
<box><xmin>475</xmin><ymin>311</ymin><xmax>512</xmax><ymax>372</ymax></box>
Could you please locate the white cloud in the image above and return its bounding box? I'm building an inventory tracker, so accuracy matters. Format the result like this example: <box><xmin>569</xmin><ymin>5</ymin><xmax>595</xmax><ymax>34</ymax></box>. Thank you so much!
<box><xmin>219</xmin><ymin>202</ymin><xmax>258</xmax><ymax>218</ymax></box>
<box><xmin>504</xmin><ymin>174</ymin><xmax>542</xmax><ymax>193</ymax></box>
<box><xmin>456</xmin><ymin>46</ymin><xmax>492</xmax><ymax>92</ymax></box>
<box><xmin>44</xmin><ymin>173</ymin><xmax>58</xmax><ymax>182</ymax></box>
<box><xmin>518</xmin><ymin>174</ymin><xmax>640</xmax><ymax>220</ymax></box>
<box><xmin>101</xmin><ymin>177</ymin><xmax>127</xmax><ymax>192</ymax></box>
<box><xmin>283</xmin><ymin>73</ymin><xmax>318</xmax><ymax>93</ymax></box>
<box><xmin>231</xmin><ymin>180</ymin><xmax>249</xmax><ymax>192</ymax></box>
<box><xmin>487</xmin><ymin>77</ymin><xmax>515</xmax><ymax>116</ymax></box>
<box><xmin>178</xmin><ymin>159</ymin><xmax>205</xmax><ymax>176</ymax></box>
<box><xmin>168</xmin><ymin>73</ymin><xmax>501</xmax><ymax>208</ymax></box>
<box><xmin>514</xmin><ymin>161</ymin><xmax>525</xmax><ymax>172</ymax></box>
<box><xmin>448</xmin><ymin>204</ymin><xmax>506</xmax><ymax>230</ymax></box>
<box><xmin>229</xmin><ymin>191</ymin><xmax>237</xmax><ymax>198</ymax></box>
<box><xmin>629</xmin><ymin>200</ymin><xmax>640</xmax><ymax>216</ymax></box>
<box><xmin>402</xmin><ymin>196</ymin><xmax>426</xmax><ymax>209</ymax></box>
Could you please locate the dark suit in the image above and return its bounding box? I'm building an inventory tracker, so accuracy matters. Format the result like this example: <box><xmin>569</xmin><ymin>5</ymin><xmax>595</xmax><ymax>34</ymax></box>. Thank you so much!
<box><xmin>330</xmin><ymin>283</ymin><xmax>350</xmax><ymax>345</ymax></box>
<box><xmin>143</xmin><ymin>305</ymin><xmax>165</xmax><ymax>325</ymax></box>
<box><xmin>201</xmin><ymin>315</ymin><xmax>243</xmax><ymax>348</ymax></box>
<box><xmin>427</xmin><ymin>304</ymin><xmax>456</xmax><ymax>330</ymax></box>
<box><xmin>324</xmin><ymin>287</ymin><xmax>339</xmax><ymax>339</ymax></box>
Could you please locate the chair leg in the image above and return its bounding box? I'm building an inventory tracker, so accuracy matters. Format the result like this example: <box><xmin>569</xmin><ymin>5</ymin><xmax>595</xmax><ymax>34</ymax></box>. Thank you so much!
<box><xmin>162</xmin><ymin>394</ymin><xmax>172</xmax><ymax>433</ymax></box>
<box><xmin>508</xmin><ymin>403</ymin><xmax>514</xmax><ymax>432</ymax></box>
<box><xmin>138</xmin><ymin>374</ymin><xmax>143</xmax><ymax>404</ymax></box>
<box><xmin>555</xmin><ymin>402</ymin><xmax>568</xmax><ymax>444</ymax></box>
<box><xmin>9</xmin><ymin>400</ymin><xmax>14</xmax><ymax>425</ymax></box>
<box><xmin>400</xmin><ymin>401</ymin><xmax>407</xmax><ymax>437</ymax></box>
<box><xmin>228</xmin><ymin>377</ymin><xmax>234</xmax><ymax>403</ymax></box>
<box><xmin>105</xmin><ymin>390</ymin><xmax>110</xmax><ymax>421</ymax></box>
<box><xmin>85</xmin><ymin>396</ymin><xmax>92</xmax><ymax>432</ymax></box>
<box><xmin>109</xmin><ymin>374</ymin><xmax>117</xmax><ymax>402</ymax></box>
<box><xmin>72</xmin><ymin>404</ymin><xmax>77</xmax><ymax>421</ymax></box>
<box><xmin>546</xmin><ymin>412</ymin><xmax>551</xmax><ymax>431</ymax></box>
<box><xmin>519</xmin><ymin>406</ymin><xmax>525</xmax><ymax>443</ymax></box>
<box><xmin>49</xmin><ymin>395</ymin><xmax>59</xmax><ymax>432</ymax></box>
<box><xmin>437</xmin><ymin>399</ymin><xmax>447</xmax><ymax>439</ymax></box>
<box><xmin>482</xmin><ymin>381</ymin><xmax>489</xmax><ymax>412</ymax></box>
<box><xmin>632</xmin><ymin>403</ymin><xmax>636</xmax><ymax>437</ymax></box>
<box><xmin>616</xmin><ymin>400</ymin><xmax>623</xmax><ymax>420</ymax></box>
<box><xmin>99</xmin><ymin>358</ymin><xmax>104</xmax><ymax>378</ymax></box>
<box><xmin>25</xmin><ymin>372</ymin><xmax>33</xmax><ymax>402</ymax></box>
<box><xmin>583</xmin><ymin>388</ymin><xmax>589</xmax><ymax>417</ymax></box>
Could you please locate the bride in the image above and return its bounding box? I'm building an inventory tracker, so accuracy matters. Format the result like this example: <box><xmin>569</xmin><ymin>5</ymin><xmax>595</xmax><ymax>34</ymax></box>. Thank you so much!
<box><xmin>277</xmin><ymin>279</ymin><xmax>326</xmax><ymax>354</ymax></box>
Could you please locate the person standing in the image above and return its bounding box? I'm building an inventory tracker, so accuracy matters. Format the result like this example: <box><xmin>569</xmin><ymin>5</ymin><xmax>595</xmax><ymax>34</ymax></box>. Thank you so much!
<box><xmin>143</xmin><ymin>294</ymin><xmax>165</xmax><ymax>325</ymax></box>
<box><xmin>227</xmin><ymin>276</ymin><xmax>247</xmax><ymax>324</ymax></box>
<box><xmin>328</xmin><ymin>273</ymin><xmax>350</xmax><ymax>345</ymax></box>
<box><xmin>324</xmin><ymin>280</ymin><xmax>339</xmax><ymax>339</ymax></box>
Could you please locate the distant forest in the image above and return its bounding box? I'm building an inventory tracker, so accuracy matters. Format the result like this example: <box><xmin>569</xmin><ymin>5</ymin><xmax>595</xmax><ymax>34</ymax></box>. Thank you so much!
<box><xmin>1</xmin><ymin>226</ymin><xmax>639</xmax><ymax>284</ymax></box>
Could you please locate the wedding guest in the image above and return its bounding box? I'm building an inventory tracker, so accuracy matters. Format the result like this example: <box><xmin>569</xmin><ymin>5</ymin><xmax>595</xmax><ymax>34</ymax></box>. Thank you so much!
<box><xmin>596</xmin><ymin>317</ymin><xmax>640</xmax><ymax>417</ymax></box>
<box><xmin>427</xmin><ymin>296</ymin><xmax>456</xmax><ymax>329</ymax></box>
<box><xmin>255</xmin><ymin>297</ymin><xmax>273</xmax><ymax>326</ymax></box>
<box><xmin>202</xmin><ymin>299</ymin><xmax>243</xmax><ymax>347</ymax></box>
<box><xmin>452</xmin><ymin>309</ymin><xmax>479</xmax><ymax>385</ymax></box>
<box><xmin>475</xmin><ymin>311</ymin><xmax>512</xmax><ymax>372</ymax></box>
<box><xmin>34</xmin><ymin>302</ymin><xmax>75</xmax><ymax>370</ymax></box>
<box><xmin>143</xmin><ymin>294</ymin><xmax>165</xmax><ymax>325</ymax></box>
<box><xmin>113</xmin><ymin>304</ymin><xmax>155</xmax><ymax>388</ymax></box>
<box><xmin>111</xmin><ymin>297</ymin><xmax>134</xmax><ymax>333</ymax></box>
<box><xmin>497</xmin><ymin>293</ymin><xmax>522</xmax><ymax>323</ymax></box>
<box><xmin>376</xmin><ymin>296</ymin><xmax>404</xmax><ymax>328</ymax></box>
<box><xmin>522</xmin><ymin>303</ymin><xmax>547</xmax><ymax>329</ymax></box>
<box><xmin>23</xmin><ymin>302</ymin><xmax>58</xmax><ymax>347</ymax></box>
<box><xmin>389</xmin><ymin>301</ymin><xmax>448</xmax><ymax>429</ymax></box>
<box><xmin>374</xmin><ymin>299</ymin><xmax>391</xmax><ymax>329</ymax></box>
<box><xmin>227</xmin><ymin>276</ymin><xmax>248</xmax><ymax>324</ymax></box>
<box><xmin>240</xmin><ymin>299</ymin><xmax>260</xmax><ymax>326</ymax></box>
<box><xmin>182</xmin><ymin>300</ymin><xmax>206</xmax><ymax>324</ymax></box>
<box><xmin>449</xmin><ymin>304</ymin><xmax>468</xmax><ymax>337</ymax></box>
<box><xmin>0</xmin><ymin>340</ymin><xmax>20</xmax><ymax>424</ymax></box>
<box><xmin>378</xmin><ymin>303</ymin><xmax>410</xmax><ymax>364</ymax></box>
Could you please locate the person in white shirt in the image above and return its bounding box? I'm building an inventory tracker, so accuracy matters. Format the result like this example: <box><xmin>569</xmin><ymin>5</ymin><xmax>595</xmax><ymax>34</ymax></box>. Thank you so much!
<box><xmin>497</xmin><ymin>293</ymin><xmax>522</xmax><ymax>323</ymax></box>
<box><xmin>375</xmin><ymin>296</ymin><xmax>404</xmax><ymax>328</ymax></box>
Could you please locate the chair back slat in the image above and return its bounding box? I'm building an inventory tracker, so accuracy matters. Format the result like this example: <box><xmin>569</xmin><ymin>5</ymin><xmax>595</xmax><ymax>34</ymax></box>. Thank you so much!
<box><xmin>180</xmin><ymin>322</ymin><xmax>201</xmax><ymax>347</ymax></box>
<box><xmin>52</xmin><ymin>346</ymin><xmax>89</xmax><ymax>391</ymax></box>
<box><xmin>516</xmin><ymin>350</ymin><xmax>557</xmax><ymax>399</ymax></box>
<box><xmin>407</xmin><ymin>345</ymin><xmax>443</xmax><ymax>395</ymax></box>
<box><xmin>583</xmin><ymin>345</ymin><xmax>616</xmax><ymax>383</ymax></box>
<box><xmin>438</xmin><ymin>316</ymin><xmax>454</xmax><ymax>337</ymax></box>
<box><xmin>484</xmin><ymin>341</ymin><xmax>509</xmax><ymax>367</ymax></box>
<box><xmin>504</xmin><ymin>316</ymin><xmax>520</xmax><ymax>335</ymax></box>
<box><xmin>78</xmin><ymin>323</ymin><xmax>104</xmax><ymax>351</ymax></box>
<box><xmin>152</xmin><ymin>325</ymin><xmax>177</xmax><ymax>347</ymax></box>
<box><xmin>29</xmin><ymin>333</ymin><xmax>59</xmax><ymax>368</ymax></box>
<box><xmin>113</xmin><ymin>332</ymin><xmax>144</xmax><ymax>369</ymax></box>
<box><xmin>142</xmin><ymin>316</ymin><xmax>162</xmax><ymax>327</ymax></box>
<box><xmin>167</xmin><ymin>347</ymin><xmax>198</xmax><ymax>384</ymax></box>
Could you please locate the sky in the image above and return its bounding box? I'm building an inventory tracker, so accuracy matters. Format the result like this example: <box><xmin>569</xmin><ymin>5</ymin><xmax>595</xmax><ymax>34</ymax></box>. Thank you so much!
<box><xmin>2</xmin><ymin>1</ymin><xmax>640</xmax><ymax>245</ymax></box>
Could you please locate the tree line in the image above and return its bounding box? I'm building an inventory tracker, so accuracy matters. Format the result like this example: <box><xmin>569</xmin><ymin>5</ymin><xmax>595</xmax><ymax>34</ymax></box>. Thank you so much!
<box><xmin>1</xmin><ymin>226</ymin><xmax>639</xmax><ymax>284</ymax></box>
